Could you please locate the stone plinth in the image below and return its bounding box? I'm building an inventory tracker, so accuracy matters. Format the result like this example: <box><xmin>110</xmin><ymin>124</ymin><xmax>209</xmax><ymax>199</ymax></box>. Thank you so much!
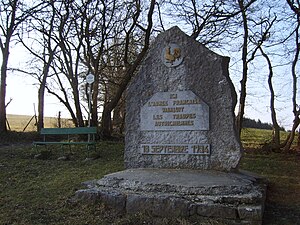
<box><xmin>76</xmin><ymin>169</ymin><xmax>266</xmax><ymax>225</ymax></box>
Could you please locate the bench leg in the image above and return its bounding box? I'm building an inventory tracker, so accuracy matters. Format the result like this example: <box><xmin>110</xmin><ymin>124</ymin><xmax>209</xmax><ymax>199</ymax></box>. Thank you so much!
<box><xmin>61</xmin><ymin>144</ymin><xmax>72</xmax><ymax>156</ymax></box>
<box><xmin>86</xmin><ymin>144</ymin><xmax>97</xmax><ymax>158</ymax></box>
<box><xmin>33</xmin><ymin>144</ymin><xmax>52</xmax><ymax>159</ymax></box>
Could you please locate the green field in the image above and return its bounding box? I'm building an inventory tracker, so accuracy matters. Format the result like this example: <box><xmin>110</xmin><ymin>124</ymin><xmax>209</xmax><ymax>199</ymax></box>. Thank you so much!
<box><xmin>1</xmin><ymin>118</ymin><xmax>300</xmax><ymax>224</ymax></box>
<box><xmin>241</xmin><ymin>127</ymin><xmax>297</xmax><ymax>149</ymax></box>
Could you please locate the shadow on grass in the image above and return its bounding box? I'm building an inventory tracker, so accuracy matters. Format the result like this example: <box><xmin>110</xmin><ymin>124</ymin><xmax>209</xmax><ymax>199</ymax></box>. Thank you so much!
<box><xmin>241</xmin><ymin>151</ymin><xmax>300</xmax><ymax>225</ymax></box>
<box><xmin>0</xmin><ymin>131</ymin><xmax>300</xmax><ymax>224</ymax></box>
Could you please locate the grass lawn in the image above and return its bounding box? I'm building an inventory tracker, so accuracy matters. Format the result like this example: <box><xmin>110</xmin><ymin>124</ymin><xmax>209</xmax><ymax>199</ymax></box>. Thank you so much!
<box><xmin>240</xmin><ymin>152</ymin><xmax>300</xmax><ymax>225</ymax></box>
<box><xmin>0</xmin><ymin>129</ymin><xmax>300</xmax><ymax>224</ymax></box>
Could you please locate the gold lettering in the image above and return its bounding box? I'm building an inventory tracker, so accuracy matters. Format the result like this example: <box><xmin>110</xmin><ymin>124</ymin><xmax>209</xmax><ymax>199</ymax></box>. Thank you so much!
<box><xmin>173</xmin><ymin>99</ymin><xmax>201</xmax><ymax>105</ymax></box>
<box><xmin>154</xmin><ymin>120</ymin><xmax>194</xmax><ymax>126</ymax></box>
<box><xmin>143</xmin><ymin>145</ymin><xmax>150</xmax><ymax>153</ymax></box>
<box><xmin>142</xmin><ymin>144</ymin><xmax>209</xmax><ymax>155</ymax></box>
<box><xmin>164</xmin><ymin>145</ymin><xmax>188</xmax><ymax>154</ymax></box>
<box><xmin>192</xmin><ymin>145</ymin><xmax>209</xmax><ymax>154</ymax></box>
<box><xmin>155</xmin><ymin>121</ymin><xmax>162</xmax><ymax>126</ymax></box>
<box><xmin>162</xmin><ymin>107</ymin><xmax>184</xmax><ymax>113</ymax></box>
<box><xmin>148</xmin><ymin>101</ymin><xmax>168</xmax><ymax>107</ymax></box>
<box><xmin>151</xmin><ymin>146</ymin><xmax>163</xmax><ymax>153</ymax></box>
<box><xmin>173</xmin><ymin>113</ymin><xmax>196</xmax><ymax>120</ymax></box>
<box><xmin>149</xmin><ymin>145</ymin><xmax>189</xmax><ymax>154</ymax></box>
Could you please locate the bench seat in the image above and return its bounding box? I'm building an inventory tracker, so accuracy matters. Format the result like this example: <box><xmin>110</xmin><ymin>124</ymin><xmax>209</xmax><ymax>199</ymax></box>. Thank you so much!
<box><xmin>33</xmin><ymin>127</ymin><xmax>97</xmax><ymax>152</ymax></box>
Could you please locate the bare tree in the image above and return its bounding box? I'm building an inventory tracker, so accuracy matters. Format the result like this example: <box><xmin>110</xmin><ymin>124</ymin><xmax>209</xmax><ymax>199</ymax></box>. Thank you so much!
<box><xmin>100</xmin><ymin>0</ymin><xmax>156</xmax><ymax>138</ymax></box>
<box><xmin>8</xmin><ymin>0</ymin><xmax>156</xmax><ymax>132</ymax></box>
<box><xmin>0</xmin><ymin>0</ymin><xmax>42</xmax><ymax>133</ymax></box>
<box><xmin>17</xmin><ymin>1</ymin><xmax>58</xmax><ymax>131</ymax></box>
<box><xmin>234</xmin><ymin>0</ymin><xmax>270</xmax><ymax>136</ymax></box>
<box><xmin>77</xmin><ymin>0</ymin><xmax>125</xmax><ymax>127</ymax></box>
<box><xmin>17</xmin><ymin>0</ymin><xmax>85</xmax><ymax>128</ymax></box>
<box><xmin>259</xmin><ymin>46</ymin><xmax>281</xmax><ymax>150</ymax></box>
<box><xmin>230</xmin><ymin>0</ymin><xmax>279</xmax><ymax>137</ymax></box>
<box><xmin>235</xmin><ymin>0</ymin><xmax>251</xmax><ymax>136</ymax></box>
<box><xmin>164</xmin><ymin>0</ymin><xmax>233</xmax><ymax>44</ymax></box>
<box><xmin>39</xmin><ymin>0</ymin><xmax>87</xmax><ymax>127</ymax></box>
<box><xmin>282</xmin><ymin>0</ymin><xmax>300</xmax><ymax>152</ymax></box>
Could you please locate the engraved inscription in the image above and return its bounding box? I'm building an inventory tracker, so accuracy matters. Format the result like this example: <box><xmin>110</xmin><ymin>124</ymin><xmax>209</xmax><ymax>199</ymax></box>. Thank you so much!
<box><xmin>140</xmin><ymin>91</ymin><xmax>209</xmax><ymax>131</ymax></box>
<box><xmin>140</xmin><ymin>91</ymin><xmax>210</xmax><ymax>155</ymax></box>
<box><xmin>141</xmin><ymin>144</ymin><xmax>210</xmax><ymax>155</ymax></box>
<box><xmin>154</xmin><ymin>120</ymin><xmax>194</xmax><ymax>127</ymax></box>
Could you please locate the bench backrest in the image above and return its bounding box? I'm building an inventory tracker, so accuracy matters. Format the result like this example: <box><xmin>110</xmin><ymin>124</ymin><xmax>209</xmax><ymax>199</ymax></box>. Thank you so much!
<box><xmin>40</xmin><ymin>127</ymin><xmax>97</xmax><ymax>135</ymax></box>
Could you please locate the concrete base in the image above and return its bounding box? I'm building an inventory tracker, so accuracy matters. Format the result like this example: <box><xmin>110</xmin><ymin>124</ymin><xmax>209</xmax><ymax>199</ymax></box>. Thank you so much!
<box><xmin>75</xmin><ymin>169</ymin><xmax>266</xmax><ymax>225</ymax></box>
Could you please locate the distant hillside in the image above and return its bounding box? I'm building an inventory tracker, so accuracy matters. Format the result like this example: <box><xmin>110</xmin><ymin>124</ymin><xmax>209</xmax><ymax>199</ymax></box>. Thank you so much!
<box><xmin>242</xmin><ymin>117</ymin><xmax>285</xmax><ymax>131</ymax></box>
<box><xmin>6</xmin><ymin>114</ymin><xmax>284</xmax><ymax>132</ymax></box>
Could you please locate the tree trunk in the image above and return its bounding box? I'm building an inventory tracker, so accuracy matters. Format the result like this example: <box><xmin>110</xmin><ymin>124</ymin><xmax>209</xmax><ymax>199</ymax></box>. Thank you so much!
<box><xmin>269</xmin><ymin>78</ymin><xmax>280</xmax><ymax>149</ymax></box>
<box><xmin>259</xmin><ymin>46</ymin><xmax>281</xmax><ymax>150</ymax></box>
<box><xmin>72</xmin><ymin>81</ymin><xmax>84</xmax><ymax>127</ymax></box>
<box><xmin>0</xmin><ymin>51</ymin><xmax>9</xmax><ymax>133</ymax></box>
<box><xmin>37</xmin><ymin>49</ymin><xmax>56</xmax><ymax>131</ymax></box>
<box><xmin>101</xmin><ymin>104</ymin><xmax>112</xmax><ymax>139</ymax></box>
<box><xmin>283</xmin><ymin>117</ymin><xmax>300</xmax><ymax>152</ymax></box>
<box><xmin>91</xmin><ymin>74</ymin><xmax>99</xmax><ymax>127</ymax></box>
<box><xmin>236</xmin><ymin>0</ymin><xmax>249</xmax><ymax>136</ymax></box>
<box><xmin>112</xmin><ymin>98</ymin><xmax>125</xmax><ymax>135</ymax></box>
<box><xmin>37</xmin><ymin>84</ymin><xmax>45</xmax><ymax>131</ymax></box>
<box><xmin>37</xmin><ymin>69</ymin><xmax>49</xmax><ymax>131</ymax></box>
<box><xmin>297</xmin><ymin>128</ymin><xmax>300</xmax><ymax>150</ymax></box>
<box><xmin>57</xmin><ymin>111</ymin><xmax>61</xmax><ymax>128</ymax></box>
<box><xmin>283</xmin><ymin>10</ymin><xmax>300</xmax><ymax>152</ymax></box>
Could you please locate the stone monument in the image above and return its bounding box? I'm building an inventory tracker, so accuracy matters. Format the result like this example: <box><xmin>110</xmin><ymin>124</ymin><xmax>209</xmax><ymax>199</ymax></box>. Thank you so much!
<box><xmin>76</xmin><ymin>27</ymin><xmax>266</xmax><ymax>225</ymax></box>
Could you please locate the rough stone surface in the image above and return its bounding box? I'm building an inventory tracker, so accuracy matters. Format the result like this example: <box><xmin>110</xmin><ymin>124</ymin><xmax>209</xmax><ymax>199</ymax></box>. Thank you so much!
<box><xmin>125</xmin><ymin>26</ymin><xmax>242</xmax><ymax>171</ymax></box>
<box><xmin>238</xmin><ymin>205</ymin><xmax>264</xmax><ymax>221</ymax></box>
<box><xmin>126</xmin><ymin>193</ymin><xmax>190</xmax><ymax>217</ymax></box>
<box><xmin>76</xmin><ymin>168</ymin><xmax>266</xmax><ymax>225</ymax></box>
<box><xmin>196</xmin><ymin>203</ymin><xmax>238</xmax><ymax>219</ymax></box>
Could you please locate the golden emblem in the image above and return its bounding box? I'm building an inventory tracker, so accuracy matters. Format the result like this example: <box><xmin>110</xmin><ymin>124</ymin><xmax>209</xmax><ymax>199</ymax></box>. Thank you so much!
<box><xmin>162</xmin><ymin>44</ymin><xmax>183</xmax><ymax>67</ymax></box>
<box><xmin>165</xmin><ymin>47</ymin><xmax>181</xmax><ymax>63</ymax></box>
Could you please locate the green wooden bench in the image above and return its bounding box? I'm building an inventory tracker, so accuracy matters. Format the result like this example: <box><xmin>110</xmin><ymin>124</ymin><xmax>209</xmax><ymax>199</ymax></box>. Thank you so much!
<box><xmin>33</xmin><ymin>127</ymin><xmax>97</xmax><ymax>152</ymax></box>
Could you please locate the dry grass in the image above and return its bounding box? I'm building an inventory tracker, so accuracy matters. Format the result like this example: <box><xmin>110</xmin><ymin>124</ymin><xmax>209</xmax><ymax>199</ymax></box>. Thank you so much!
<box><xmin>1</xmin><ymin>117</ymin><xmax>300</xmax><ymax>224</ymax></box>
<box><xmin>0</xmin><ymin>139</ymin><xmax>299</xmax><ymax>225</ymax></box>
<box><xmin>0</xmin><ymin>141</ymin><xmax>223</xmax><ymax>225</ymax></box>
<box><xmin>6</xmin><ymin>114</ymin><xmax>74</xmax><ymax>132</ymax></box>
